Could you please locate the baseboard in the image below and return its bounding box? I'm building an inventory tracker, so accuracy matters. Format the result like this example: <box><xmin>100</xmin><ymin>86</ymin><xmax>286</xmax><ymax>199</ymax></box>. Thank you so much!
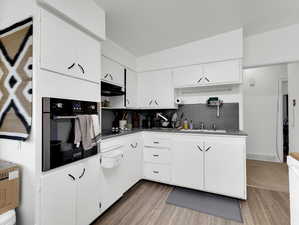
<box><xmin>246</xmin><ymin>153</ymin><xmax>280</xmax><ymax>162</ymax></box>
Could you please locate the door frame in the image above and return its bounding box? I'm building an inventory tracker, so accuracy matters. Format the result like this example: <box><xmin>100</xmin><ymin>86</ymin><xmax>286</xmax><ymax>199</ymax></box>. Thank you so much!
<box><xmin>278</xmin><ymin>77</ymin><xmax>288</xmax><ymax>162</ymax></box>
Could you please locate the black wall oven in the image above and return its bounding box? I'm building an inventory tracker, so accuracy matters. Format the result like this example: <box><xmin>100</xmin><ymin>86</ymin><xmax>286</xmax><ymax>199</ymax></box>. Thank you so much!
<box><xmin>42</xmin><ymin>97</ymin><xmax>99</xmax><ymax>171</ymax></box>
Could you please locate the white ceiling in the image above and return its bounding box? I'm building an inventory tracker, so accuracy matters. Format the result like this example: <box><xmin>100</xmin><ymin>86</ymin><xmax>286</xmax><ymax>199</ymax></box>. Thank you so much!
<box><xmin>95</xmin><ymin>0</ymin><xmax>299</xmax><ymax>56</ymax></box>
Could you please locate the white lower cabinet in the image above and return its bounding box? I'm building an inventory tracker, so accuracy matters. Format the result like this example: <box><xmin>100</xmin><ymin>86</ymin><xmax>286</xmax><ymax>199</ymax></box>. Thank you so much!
<box><xmin>144</xmin><ymin>133</ymin><xmax>246</xmax><ymax>199</ymax></box>
<box><xmin>76</xmin><ymin>157</ymin><xmax>102</xmax><ymax>225</ymax></box>
<box><xmin>204</xmin><ymin>137</ymin><xmax>246</xmax><ymax>198</ymax></box>
<box><xmin>99</xmin><ymin>134</ymin><xmax>143</xmax><ymax>212</ymax></box>
<box><xmin>41</xmin><ymin>132</ymin><xmax>246</xmax><ymax>225</ymax></box>
<box><xmin>172</xmin><ymin>136</ymin><xmax>204</xmax><ymax>190</ymax></box>
<box><xmin>41</xmin><ymin>156</ymin><xmax>101</xmax><ymax>225</ymax></box>
<box><xmin>123</xmin><ymin>135</ymin><xmax>143</xmax><ymax>191</ymax></box>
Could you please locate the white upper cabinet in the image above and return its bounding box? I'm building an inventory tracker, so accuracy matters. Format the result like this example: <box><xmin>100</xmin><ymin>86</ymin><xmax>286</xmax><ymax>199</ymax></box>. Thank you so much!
<box><xmin>204</xmin><ymin>136</ymin><xmax>246</xmax><ymax>198</ymax></box>
<box><xmin>172</xmin><ymin>64</ymin><xmax>204</xmax><ymax>88</ymax></box>
<box><xmin>172</xmin><ymin>59</ymin><xmax>242</xmax><ymax>88</ymax></box>
<box><xmin>125</xmin><ymin>69</ymin><xmax>138</xmax><ymax>107</ymax></box>
<box><xmin>202</xmin><ymin>60</ymin><xmax>242</xmax><ymax>85</ymax></box>
<box><xmin>101</xmin><ymin>56</ymin><xmax>124</xmax><ymax>87</ymax></box>
<box><xmin>37</xmin><ymin>0</ymin><xmax>106</xmax><ymax>40</ymax></box>
<box><xmin>40</xmin><ymin>10</ymin><xmax>101</xmax><ymax>83</ymax></box>
<box><xmin>138</xmin><ymin>70</ymin><xmax>175</xmax><ymax>108</ymax></box>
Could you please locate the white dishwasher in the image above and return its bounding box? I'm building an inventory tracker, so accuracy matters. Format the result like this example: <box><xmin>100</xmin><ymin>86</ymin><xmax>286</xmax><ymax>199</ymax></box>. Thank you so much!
<box><xmin>288</xmin><ymin>154</ymin><xmax>299</xmax><ymax>225</ymax></box>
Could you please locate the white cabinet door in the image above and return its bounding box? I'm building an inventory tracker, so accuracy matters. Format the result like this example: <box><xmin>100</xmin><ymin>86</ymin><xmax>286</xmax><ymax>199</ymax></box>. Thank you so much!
<box><xmin>138</xmin><ymin>70</ymin><xmax>174</xmax><ymax>108</ymax></box>
<box><xmin>37</xmin><ymin>0</ymin><xmax>106</xmax><ymax>40</ymax></box>
<box><xmin>77</xmin><ymin>157</ymin><xmax>101</xmax><ymax>225</ymax></box>
<box><xmin>204</xmin><ymin>137</ymin><xmax>246</xmax><ymax>198</ymax></box>
<box><xmin>203</xmin><ymin>60</ymin><xmax>241</xmax><ymax>85</ymax></box>
<box><xmin>100</xmin><ymin>145</ymin><xmax>126</xmax><ymax>209</ymax></box>
<box><xmin>41</xmin><ymin>164</ymin><xmax>81</xmax><ymax>225</ymax></box>
<box><xmin>40</xmin><ymin>10</ymin><xmax>101</xmax><ymax>83</ymax></box>
<box><xmin>172</xmin><ymin>64</ymin><xmax>204</xmax><ymax>88</ymax></box>
<box><xmin>124</xmin><ymin>135</ymin><xmax>142</xmax><ymax>190</ymax></box>
<box><xmin>40</xmin><ymin>10</ymin><xmax>78</xmax><ymax>77</ymax></box>
<box><xmin>74</xmin><ymin>32</ymin><xmax>101</xmax><ymax>83</ymax></box>
<box><xmin>126</xmin><ymin>69</ymin><xmax>138</xmax><ymax>107</ymax></box>
<box><xmin>138</xmin><ymin>72</ymin><xmax>155</xmax><ymax>108</ymax></box>
<box><xmin>101</xmin><ymin>56</ymin><xmax>124</xmax><ymax>86</ymax></box>
<box><xmin>172</xmin><ymin>136</ymin><xmax>204</xmax><ymax>190</ymax></box>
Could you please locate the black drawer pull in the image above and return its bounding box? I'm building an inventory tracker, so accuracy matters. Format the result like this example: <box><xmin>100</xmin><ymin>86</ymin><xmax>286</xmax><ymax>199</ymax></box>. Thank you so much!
<box><xmin>68</xmin><ymin>63</ymin><xmax>75</xmax><ymax>70</ymax></box>
<box><xmin>197</xmin><ymin>145</ymin><xmax>203</xmax><ymax>151</ymax></box>
<box><xmin>78</xmin><ymin>63</ymin><xmax>85</xmax><ymax>74</ymax></box>
<box><xmin>68</xmin><ymin>174</ymin><xmax>76</xmax><ymax>181</ymax></box>
<box><xmin>153</xmin><ymin>141</ymin><xmax>159</xmax><ymax>144</ymax></box>
<box><xmin>197</xmin><ymin>77</ymin><xmax>203</xmax><ymax>83</ymax></box>
<box><xmin>153</xmin><ymin>171</ymin><xmax>159</xmax><ymax>174</ymax></box>
<box><xmin>205</xmin><ymin>146</ymin><xmax>212</xmax><ymax>152</ymax></box>
<box><xmin>205</xmin><ymin>77</ymin><xmax>210</xmax><ymax>82</ymax></box>
<box><xmin>79</xmin><ymin>168</ymin><xmax>86</xmax><ymax>179</ymax></box>
<box><xmin>153</xmin><ymin>154</ymin><xmax>159</xmax><ymax>157</ymax></box>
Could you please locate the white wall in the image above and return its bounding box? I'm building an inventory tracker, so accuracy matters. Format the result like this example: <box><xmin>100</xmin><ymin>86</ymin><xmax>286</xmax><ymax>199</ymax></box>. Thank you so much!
<box><xmin>288</xmin><ymin>62</ymin><xmax>299</xmax><ymax>154</ymax></box>
<box><xmin>244</xmin><ymin>24</ymin><xmax>299</xmax><ymax>68</ymax></box>
<box><xmin>0</xmin><ymin>1</ymin><xmax>35</xmax><ymax>225</ymax></box>
<box><xmin>136</xmin><ymin>29</ymin><xmax>243</xmax><ymax>72</ymax></box>
<box><xmin>243</xmin><ymin>64</ymin><xmax>288</xmax><ymax>162</ymax></box>
<box><xmin>102</xmin><ymin>39</ymin><xmax>137</xmax><ymax>71</ymax></box>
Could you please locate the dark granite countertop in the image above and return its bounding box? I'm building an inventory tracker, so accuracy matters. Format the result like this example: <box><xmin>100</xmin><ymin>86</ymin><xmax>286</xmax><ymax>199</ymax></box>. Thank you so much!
<box><xmin>101</xmin><ymin>128</ymin><xmax>247</xmax><ymax>140</ymax></box>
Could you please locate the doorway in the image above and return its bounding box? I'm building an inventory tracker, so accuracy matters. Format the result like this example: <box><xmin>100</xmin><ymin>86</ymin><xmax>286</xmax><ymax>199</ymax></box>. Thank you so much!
<box><xmin>280</xmin><ymin>80</ymin><xmax>289</xmax><ymax>162</ymax></box>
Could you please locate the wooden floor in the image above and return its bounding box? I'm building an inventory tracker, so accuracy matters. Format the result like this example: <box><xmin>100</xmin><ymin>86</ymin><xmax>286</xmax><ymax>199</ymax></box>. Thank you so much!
<box><xmin>93</xmin><ymin>160</ymin><xmax>290</xmax><ymax>225</ymax></box>
<box><xmin>247</xmin><ymin>160</ymin><xmax>289</xmax><ymax>193</ymax></box>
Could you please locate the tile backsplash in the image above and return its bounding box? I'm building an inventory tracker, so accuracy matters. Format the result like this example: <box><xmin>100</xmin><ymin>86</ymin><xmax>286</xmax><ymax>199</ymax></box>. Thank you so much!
<box><xmin>177</xmin><ymin>103</ymin><xmax>239</xmax><ymax>130</ymax></box>
<box><xmin>101</xmin><ymin>103</ymin><xmax>239</xmax><ymax>131</ymax></box>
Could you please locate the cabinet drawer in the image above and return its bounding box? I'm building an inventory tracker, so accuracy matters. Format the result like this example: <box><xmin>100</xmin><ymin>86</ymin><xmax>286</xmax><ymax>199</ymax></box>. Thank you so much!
<box><xmin>144</xmin><ymin>136</ymin><xmax>170</xmax><ymax>148</ymax></box>
<box><xmin>143</xmin><ymin>148</ymin><xmax>170</xmax><ymax>164</ymax></box>
<box><xmin>143</xmin><ymin>163</ymin><xmax>171</xmax><ymax>183</ymax></box>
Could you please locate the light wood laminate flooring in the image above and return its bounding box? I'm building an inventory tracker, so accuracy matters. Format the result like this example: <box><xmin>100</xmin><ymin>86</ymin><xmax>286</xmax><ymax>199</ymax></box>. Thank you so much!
<box><xmin>93</xmin><ymin>160</ymin><xmax>290</xmax><ymax>225</ymax></box>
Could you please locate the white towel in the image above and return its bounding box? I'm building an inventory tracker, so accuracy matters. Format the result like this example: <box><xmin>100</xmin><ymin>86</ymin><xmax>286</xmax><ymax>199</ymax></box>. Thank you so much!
<box><xmin>91</xmin><ymin>114</ymin><xmax>100</xmax><ymax>138</ymax></box>
<box><xmin>74</xmin><ymin>115</ymin><xmax>95</xmax><ymax>150</ymax></box>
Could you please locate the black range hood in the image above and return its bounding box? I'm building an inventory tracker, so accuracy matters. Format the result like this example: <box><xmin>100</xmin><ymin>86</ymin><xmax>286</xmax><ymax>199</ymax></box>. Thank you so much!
<box><xmin>101</xmin><ymin>81</ymin><xmax>125</xmax><ymax>96</ymax></box>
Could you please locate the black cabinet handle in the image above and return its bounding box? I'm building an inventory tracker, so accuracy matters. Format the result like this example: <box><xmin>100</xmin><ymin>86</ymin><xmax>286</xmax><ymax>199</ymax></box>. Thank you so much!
<box><xmin>99</xmin><ymin>202</ymin><xmax>102</xmax><ymax>209</ymax></box>
<box><xmin>104</xmin><ymin>73</ymin><xmax>109</xmax><ymax>78</ymax></box>
<box><xmin>149</xmin><ymin>100</ymin><xmax>153</xmax><ymax>105</ymax></box>
<box><xmin>155</xmin><ymin>100</ymin><xmax>159</xmax><ymax>105</ymax></box>
<box><xmin>205</xmin><ymin>77</ymin><xmax>210</xmax><ymax>82</ymax></box>
<box><xmin>68</xmin><ymin>174</ymin><xmax>76</xmax><ymax>181</ymax></box>
<box><xmin>197</xmin><ymin>145</ymin><xmax>203</xmax><ymax>151</ymax></box>
<box><xmin>109</xmin><ymin>74</ymin><xmax>113</xmax><ymax>80</ymax></box>
<box><xmin>197</xmin><ymin>77</ymin><xmax>203</xmax><ymax>83</ymax></box>
<box><xmin>99</xmin><ymin>157</ymin><xmax>102</xmax><ymax>164</ymax></box>
<box><xmin>153</xmin><ymin>141</ymin><xmax>159</xmax><ymax>144</ymax></box>
<box><xmin>153</xmin><ymin>171</ymin><xmax>159</xmax><ymax>174</ymax></box>
<box><xmin>153</xmin><ymin>154</ymin><xmax>159</xmax><ymax>157</ymax></box>
<box><xmin>78</xmin><ymin>64</ymin><xmax>85</xmax><ymax>74</ymax></box>
<box><xmin>79</xmin><ymin>168</ymin><xmax>86</xmax><ymax>179</ymax></box>
<box><xmin>205</xmin><ymin>146</ymin><xmax>212</xmax><ymax>152</ymax></box>
<box><xmin>131</xmin><ymin>143</ymin><xmax>138</xmax><ymax>149</ymax></box>
<box><xmin>68</xmin><ymin>63</ymin><xmax>75</xmax><ymax>70</ymax></box>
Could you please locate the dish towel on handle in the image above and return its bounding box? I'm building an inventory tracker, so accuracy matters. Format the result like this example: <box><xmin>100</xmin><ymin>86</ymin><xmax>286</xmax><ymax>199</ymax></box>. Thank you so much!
<box><xmin>74</xmin><ymin>115</ymin><xmax>95</xmax><ymax>150</ymax></box>
<box><xmin>91</xmin><ymin>114</ymin><xmax>100</xmax><ymax>140</ymax></box>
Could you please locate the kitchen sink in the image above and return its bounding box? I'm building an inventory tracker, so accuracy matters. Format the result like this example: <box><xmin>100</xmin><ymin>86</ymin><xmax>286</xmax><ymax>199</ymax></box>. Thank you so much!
<box><xmin>180</xmin><ymin>129</ymin><xmax>227</xmax><ymax>133</ymax></box>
